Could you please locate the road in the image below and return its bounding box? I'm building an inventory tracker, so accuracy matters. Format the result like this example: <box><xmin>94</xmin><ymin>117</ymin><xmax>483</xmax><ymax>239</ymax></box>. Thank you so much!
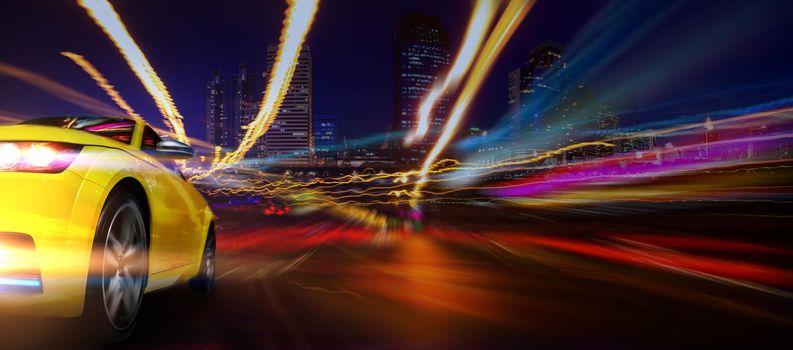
<box><xmin>4</xmin><ymin>202</ymin><xmax>793</xmax><ymax>349</ymax></box>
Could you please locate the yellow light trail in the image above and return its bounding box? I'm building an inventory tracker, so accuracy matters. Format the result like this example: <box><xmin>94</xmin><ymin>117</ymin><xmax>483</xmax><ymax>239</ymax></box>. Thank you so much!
<box><xmin>201</xmin><ymin>141</ymin><xmax>610</xmax><ymax>203</ymax></box>
<box><xmin>0</xmin><ymin>61</ymin><xmax>124</xmax><ymax>116</ymax></box>
<box><xmin>199</xmin><ymin>108</ymin><xmax>793</xmax><ymax>210</ymax></box>
<box><xmin>221</xmin><ymin>157</ymin><xmax>793</xmax><ymax>209</ymax></box>
<box><xmin>413</xmin><ymin>0</ymin><xmax>535</xmax><ymax>200</ymax></box>
<box><xmin>225</xmin><ymin>0</ymin><xmax>319</xmax><ymax>163</ymax></box>
<box><xmin>201</xmin><ymin>105</ymin><xmax>792</xmax><ymax>199</ymax></box>
<box><xmin>60</xmin><ymin>51</ymin><xmax>139</xmax><ymax>119</ymax></box>
<box><xmin>407</xmin><ymin>0</ymin><xmax>498</xmax><ymax>144</ymax></box>
<box><xmin>204</xmin><ymin>106</ymin><xmax>792</xmax><ymax>200</ymax></box>
<box><xmin>77</xmin><ymin>0</ymin><xmax>188</xmax><ymax>143</ymax></box>
<box><xmin>193</xmin><ymin>0</ymin><xmax>319</xmax><ymax>180</ymax></box>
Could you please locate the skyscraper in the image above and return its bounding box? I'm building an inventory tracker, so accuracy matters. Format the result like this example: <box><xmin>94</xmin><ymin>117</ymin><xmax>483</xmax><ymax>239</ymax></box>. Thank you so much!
<box><xmin>314</xmin><ymin>114</ymin><xmax>337</xmax><ymax>164</ymax></box>
<box><xmin>231</xmin><ymin>64</ymin><xmax>260</xmax><ymax>154</ymax></box>
<box><xmin>205</xmin><ymin>70</ymin><xmax>232</xmax><ymax>148</ymax></box>
<box><xmin>594</xmin><ymin>104</ymin><xmax>620</xmax><ymax>157</ymax></box>
<box><xmin>259</xmin><ymin>45</ymin><xmax>313</xmax><ymax>165</ymax></box>
<box><xmin>392</xmin><ymin>15</ymin><xmax>451</xmax><ymax>164</ymax></box>
<box><xmin>507</xmin><ymin>42</ymin><xmax>565</xmax><ymax>139</ymax></box>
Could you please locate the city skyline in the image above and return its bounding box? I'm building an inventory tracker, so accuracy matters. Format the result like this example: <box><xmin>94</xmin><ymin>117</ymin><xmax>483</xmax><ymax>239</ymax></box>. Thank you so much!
<box><xmin>4</xmin><ymin>0</ymin><xmax>793</xmax><ymax>145</ymax></box>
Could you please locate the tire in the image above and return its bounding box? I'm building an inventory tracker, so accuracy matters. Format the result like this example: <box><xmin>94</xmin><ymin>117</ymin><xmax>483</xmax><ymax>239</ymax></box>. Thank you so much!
<box><xmin>189</xmin><ymin>226</ymin><xmax>215</xmax><ymax>292</ymax></box>
<box><xmin>83</xmin><ymin>189</ymin><xmax>149</xmax><ymax>342</ymax></box>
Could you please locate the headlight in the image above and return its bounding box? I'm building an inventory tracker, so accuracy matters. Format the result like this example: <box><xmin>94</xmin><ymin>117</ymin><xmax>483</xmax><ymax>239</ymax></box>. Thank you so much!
<box><xmin>0</xmin><ymin>142</ymin><xmax>82</xmax><ymax>173</ymax></box>
<box><xmin>0</xmin><ymin>143</ymin><xmax>22</xmax><ymax>168</ymax></box>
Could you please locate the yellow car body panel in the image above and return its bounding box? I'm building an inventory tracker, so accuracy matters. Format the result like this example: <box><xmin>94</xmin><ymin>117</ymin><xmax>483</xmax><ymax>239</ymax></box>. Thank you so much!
<box><xmin>0</xmin><ymin>120</ymin><xmax>213</xmax><ymax>317</ymax></box>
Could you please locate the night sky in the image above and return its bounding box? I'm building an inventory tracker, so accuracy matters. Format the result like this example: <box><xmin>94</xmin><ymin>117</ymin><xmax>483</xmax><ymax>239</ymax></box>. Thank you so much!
<box><xmin>2</xmin><ymin>0</ymin><xmax>793</xmax><ymax>141</ymax></box>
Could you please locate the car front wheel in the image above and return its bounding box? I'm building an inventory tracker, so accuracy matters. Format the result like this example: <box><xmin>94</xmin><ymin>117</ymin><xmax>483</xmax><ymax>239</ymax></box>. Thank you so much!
<box><xmin>189</xmin><ymin>227</ymin><xmax>215</xmax><ymax>292</ymax></box>
<box><xmin>84</xmin><ymin>189</ymin><xmax>148</xmax><ymax>342</ymax></box>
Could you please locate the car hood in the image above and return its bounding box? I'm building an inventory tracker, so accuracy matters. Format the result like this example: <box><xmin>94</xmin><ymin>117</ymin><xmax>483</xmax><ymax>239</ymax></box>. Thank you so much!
<box><xmin>0</xmin><ymin>124</ymin><xmax>132</xmax><ymax>150</ymax></box>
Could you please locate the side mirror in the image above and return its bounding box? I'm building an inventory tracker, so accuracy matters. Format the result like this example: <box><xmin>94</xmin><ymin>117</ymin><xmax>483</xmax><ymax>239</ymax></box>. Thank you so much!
<box><xmin>155</xmin><ymin>139</ymin><xmax>194</xmax><ymax>159</ymax></box>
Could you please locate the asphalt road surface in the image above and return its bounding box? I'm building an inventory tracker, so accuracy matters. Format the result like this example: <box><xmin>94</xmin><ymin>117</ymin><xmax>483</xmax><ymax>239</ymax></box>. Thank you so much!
<box><xmin>3</xmin><ymin>202</ymin><xmax>792</xmax><ymax>349</ymax></box>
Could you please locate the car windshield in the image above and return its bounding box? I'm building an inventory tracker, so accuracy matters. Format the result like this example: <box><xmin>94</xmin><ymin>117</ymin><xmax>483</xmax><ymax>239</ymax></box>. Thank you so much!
<box><xmin>21</xmin><ymin>116</ymin><xmax>136</xmax><ymax>144</ymax></box>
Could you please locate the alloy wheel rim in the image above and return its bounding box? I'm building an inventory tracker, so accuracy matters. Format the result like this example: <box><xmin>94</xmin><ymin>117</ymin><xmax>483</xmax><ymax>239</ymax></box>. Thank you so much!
<box><xmin>101</xmin><ymin>202</ymin><xmax>146</xmax><ymax>331</ymax></box>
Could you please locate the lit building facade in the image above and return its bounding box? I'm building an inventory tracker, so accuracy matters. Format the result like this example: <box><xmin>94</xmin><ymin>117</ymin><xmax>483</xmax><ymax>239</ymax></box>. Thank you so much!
<box><xmin>621</xmin><ymin>132</ymin><xmax>656</xmax><ymax>153</ymax></box>
<box><xmin>593</xmin><ymin>105</ymin><xmax>620</xmax><ymax>157</ymax></box>
<box><xmin>231</xmin><ymin>64</ymin><xmax>261</xmax><ymax>155</ymax></box>
<box><xmin>314</xmin><ymin>114</ymin><xmax>337</xmax><ymax>164</ymax></box>
<box><xmin>205</xmin><ymin>70</ymin><xmax>233</xmax><ymax>148</ymax></box>
<box><xmin>392</xmin><ymin>15</ymin><xmax>451</xmax><ymax>164</ymax></box>
<box><xmin>259</xmin><ymin>45</ymin><xmax>313</xmax><ymax>165</ymax></box>
<box><xmin>507</xmin><ymin>42</ymin><xmax>565</xmax><ymax>139</ymax></box>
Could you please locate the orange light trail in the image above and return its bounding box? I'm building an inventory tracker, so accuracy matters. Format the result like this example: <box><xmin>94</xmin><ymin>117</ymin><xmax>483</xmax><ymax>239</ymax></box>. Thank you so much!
<box><xmin>60</xmin><ymin>51</ymin><xmax>139</xmax><ymax>119</ymax></box>
<box><xmin>407</xmin><ymin>0</ymin><xmax>498</xmax><ymax>144</ymax></box>
<box><xmin>193</xmin><ymin>0</ymin><xmax>319</xmax><ymax>180</ymax></box>
<box><xmin>413</xmin><ymin>0</ymin><xmax>535</xmax><ymax>201</ymax></box>
<box><xmin>77</xmin><ymin>0</ymin><xmax>188</xmax><ymax>143</ymax></box>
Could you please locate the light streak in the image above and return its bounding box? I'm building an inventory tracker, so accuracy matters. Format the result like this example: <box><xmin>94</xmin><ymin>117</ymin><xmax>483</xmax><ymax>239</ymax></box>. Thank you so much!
<box><xmin>603</xmin><ymin>106</ymin><xmax>793</xmax><ymax>143</ymax></box>
<box><xmin>413</xmin><ymin>0</ymin><xmax>535</xmax><ymax>200</ymax></box>
<box><xmin>407</xmin><ymin>0</ymin><xmax>498</xmax><ymax>144</ymax></box>
<box><xmin>212</xmin><ymin>146</ymin><xmax>223</xmax><ymax>165</ymax></box>
<box><xmin>0</xmin><ymin>61</ymin><xmax>124</xmax><ymax>116</ymax></box>
<box><xmin>222</xmin><ymin>0</ymin><xmax>318</xmax><ymax>162</ymax></box>
<box><xmin>0</xmin><ymin>115</ymin><xmax>21</xmax><ymax>124</ymax></box>
<box><xmin>194</xmin><ymin>0</ymin><xmax>319</xmax><ymax>180</ymax></box>
<box><xmin>77</xmin><ymin>0</ymin><xmax>188</xmax><ymax>143</ymax></box>
<box><xmin>200</xmin><ymin>141</ymin><xmax>608</xmax><ymax>207</ymax></box>
<box><xmin>199</xmin><ymin>104</ymin><xmax>793</xmax><ymax>212</ymax></box>
<box><xmin>60</xmin><ymin>52</ymin><xmax>139</xmax><ymax>119</ymax></box>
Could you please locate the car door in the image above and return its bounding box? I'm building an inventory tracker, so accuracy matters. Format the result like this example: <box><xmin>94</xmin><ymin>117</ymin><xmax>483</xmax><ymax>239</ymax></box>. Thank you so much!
<box><xmin>138</xmin><ymin>126</ymin><xmax>200</xmax><ymax>273</ymax></box>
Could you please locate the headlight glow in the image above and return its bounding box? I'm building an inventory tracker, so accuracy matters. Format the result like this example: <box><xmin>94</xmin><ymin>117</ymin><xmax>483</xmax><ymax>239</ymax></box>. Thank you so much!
<box><xmin>26</xmin><ymin>144</ymin><xmax>59</xmax><ymax>168</ymax></box>
<box><xmin>0</xmin><ymin>142</ymin><xmax>82</xmax><ymax>173</ymax></box>
<box><xmin>0</xmin><ymin>143</ymin><xmax>21</xmax><ymax>169</ymax></box>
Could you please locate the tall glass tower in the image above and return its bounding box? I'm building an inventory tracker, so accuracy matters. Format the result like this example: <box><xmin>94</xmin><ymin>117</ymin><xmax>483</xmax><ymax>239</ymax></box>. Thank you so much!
<box><xmin>205</xmin><ymin>70</ymin><xmax>232</xmax><ymax>148</ymax></box>
<box><xmin>392</xmin><ymin>15</ymin><xmax>451</xmax><ymax>164</ymax></box>
<box><xmin>259</xmin><ymin>45</ymin><xmax>313</xmax><ymax>165</ymax></box>
<box><xmin>508</xmin><ymin>42</ymin><xmax>565</xmax><ymax>139</ymax></box>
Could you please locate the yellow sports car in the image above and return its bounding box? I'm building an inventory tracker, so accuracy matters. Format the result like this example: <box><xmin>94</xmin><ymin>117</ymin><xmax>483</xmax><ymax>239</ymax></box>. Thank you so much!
<box><xmin>0</xmin><ymin>115</ymin><xmax>215</xmax><ymax>341</ymax></box>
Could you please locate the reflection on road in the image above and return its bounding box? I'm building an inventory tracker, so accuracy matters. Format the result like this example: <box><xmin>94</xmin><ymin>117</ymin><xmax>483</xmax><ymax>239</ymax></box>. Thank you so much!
<box><xmin>2</xmin><ymin>203</ymin><xmax>791</xmax><ymax>349</ymax></box>
<box><xmin>140</xmin><ymin>203</ymin><xmax>793</xmax><ymax>348</ymax></box>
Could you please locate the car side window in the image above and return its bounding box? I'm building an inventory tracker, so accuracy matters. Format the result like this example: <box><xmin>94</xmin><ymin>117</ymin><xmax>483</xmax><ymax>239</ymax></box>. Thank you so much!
<box><xmin>81</xmin><ymin>119</ymin><xmax>136</xmax><ymax>144</ymax></box>
<box><xmin>140</xmin><ymin>126</ymin><xmax>185</xmax><ymax>180</ymax></box>
<box><xmin>141</xmin><ymin>126</ymin><xmax>161</xmax><ymax>150</ymax></box>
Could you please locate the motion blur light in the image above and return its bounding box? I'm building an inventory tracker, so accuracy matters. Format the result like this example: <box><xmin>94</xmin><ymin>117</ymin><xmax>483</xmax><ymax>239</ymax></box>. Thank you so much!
<box><xmin>0</xmin><ymin>143</ymin><xmax>21</xmax><ymax>168</ymax></box>
<box><xmin>0</xmin><ymin>142</ymin><xmax>81</xmax><ymax>173</ymax></box>
<box><xmin>27</xmin><ymin>145</ymin><xmax>58</xmax><ymax>168</ymax></box>
<box><xmin>0</xmin><ymin>233</ymin><xmax>43</xmax><ymax>294</ymax></box>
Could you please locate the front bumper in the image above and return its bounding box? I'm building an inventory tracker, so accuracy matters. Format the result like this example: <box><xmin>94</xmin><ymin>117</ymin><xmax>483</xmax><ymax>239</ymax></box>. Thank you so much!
<box><xmin>0</xmin><ymin>169</ymin><xmax>104</xmax><ymax>317</ymax></box>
